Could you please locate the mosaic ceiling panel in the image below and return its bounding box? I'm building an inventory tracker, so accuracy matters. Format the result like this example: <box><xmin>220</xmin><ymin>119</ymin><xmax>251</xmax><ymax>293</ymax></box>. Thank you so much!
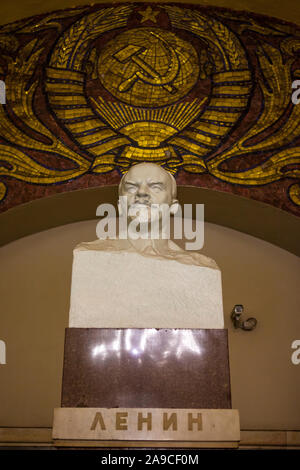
<box><xmin>0</xmin><ymin>3</ymin><xmax>299</xmax><ymax>215</ymax></box>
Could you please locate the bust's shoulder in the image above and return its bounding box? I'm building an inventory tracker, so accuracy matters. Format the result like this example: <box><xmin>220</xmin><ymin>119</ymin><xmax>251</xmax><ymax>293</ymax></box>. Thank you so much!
<box><xmin>74</xmin><ymin>238</ymin><xmax>131</xmax><ymax>252</ymax></box>
<box><xmin>187</xmin><ymin>251</ymin><xmax>220</xmax><ymax>270</ymax></box>
<box><xmin>167</xmin><ymin>240</ymin><xmax>220</xmax><ymax>270</ymax></box>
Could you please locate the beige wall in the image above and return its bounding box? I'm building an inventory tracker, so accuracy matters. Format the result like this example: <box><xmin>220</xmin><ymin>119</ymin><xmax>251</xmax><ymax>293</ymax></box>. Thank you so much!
<box><xmin>0</xmin><ymin>215</ymin><xmax>299</xmax><ymax>430</ymax></box>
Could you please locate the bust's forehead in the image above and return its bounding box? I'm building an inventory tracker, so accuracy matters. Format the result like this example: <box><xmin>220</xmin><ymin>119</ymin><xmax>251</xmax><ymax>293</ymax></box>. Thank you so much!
<box><xmin>124</xmin><ymin>163</ymin><xmax>170</xmax><ymax>183</ymax></box>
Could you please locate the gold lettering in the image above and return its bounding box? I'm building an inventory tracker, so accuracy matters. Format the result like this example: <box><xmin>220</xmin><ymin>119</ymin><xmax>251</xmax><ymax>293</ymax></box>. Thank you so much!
<box><xmin>90</xmin><ymin>412</ymin><xmax>106</xmax><ymax>431</ymax></box>
<box><xmin>116</xmin><ymin>412</ymin><xmax>128</xmax><ymax>430</ymax></box>
<box><xmin>137</xmin><ymin>412</ymin><xmax>152</xmax><ymax>431</ymax></box>
<box><xmin>163</xmin><ymin>412</ymin><xmax>178</xmax><ymax>431</ymax></box>
<box><xmin>188</xmin><ymin>413</ymin><xmax>202</xmax><ymax>431</ymax></box>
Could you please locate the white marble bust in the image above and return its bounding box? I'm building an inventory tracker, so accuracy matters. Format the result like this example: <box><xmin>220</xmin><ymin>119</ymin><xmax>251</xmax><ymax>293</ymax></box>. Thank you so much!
<box><xmin>76</xmin><ymin>162</ymin><xmax>219</xmax><ymax>270</ymax></box>
<box><xmin>69</xmin><ymin>163</ymin><xmax>224</xmax><ymax>329</ymax></box>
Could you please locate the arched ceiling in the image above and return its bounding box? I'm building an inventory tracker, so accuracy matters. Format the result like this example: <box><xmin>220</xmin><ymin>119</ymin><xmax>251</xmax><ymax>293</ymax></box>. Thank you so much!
<box><xmin>0</xmin><ymin>2</ymin><xmax>299</xmax><ymax>250</ymax></box>
<box><xmin>1</xmin><ymin>185</ymin><xmax>299</xmax><ymax>256</ymax></box>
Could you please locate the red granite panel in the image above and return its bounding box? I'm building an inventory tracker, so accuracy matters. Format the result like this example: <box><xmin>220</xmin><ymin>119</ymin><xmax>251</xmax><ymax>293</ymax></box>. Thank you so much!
<box><xmin>61</xmin><ymin>328</ymin><xmax>232</xmax><ymax>409</ymax></box>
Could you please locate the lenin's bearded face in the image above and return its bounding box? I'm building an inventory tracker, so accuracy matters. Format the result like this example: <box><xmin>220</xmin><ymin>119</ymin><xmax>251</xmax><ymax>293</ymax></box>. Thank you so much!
<box><xmin>118</xmin><ymin>163</ymin><xmax>178</xmax><ymax>223</ymax></box>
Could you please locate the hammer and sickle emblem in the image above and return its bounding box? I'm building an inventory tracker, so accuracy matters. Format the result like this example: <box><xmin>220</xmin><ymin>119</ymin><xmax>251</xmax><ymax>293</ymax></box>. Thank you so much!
<box><xmin>113</xmin><ymin>31</ymin><xmax>179</xmax><ymax>94</ymax></box>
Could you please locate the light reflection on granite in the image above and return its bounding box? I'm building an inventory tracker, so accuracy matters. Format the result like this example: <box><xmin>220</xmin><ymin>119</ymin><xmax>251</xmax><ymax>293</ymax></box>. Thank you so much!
<box><xmin>62</xmin><ymin>328</ymin><xmax>231</xmax><ymax>409</ymax></box>
<box><xmin>91</xmin><ymin>329</ymin><xmax>203</xmax><ymax>362</ymax></box>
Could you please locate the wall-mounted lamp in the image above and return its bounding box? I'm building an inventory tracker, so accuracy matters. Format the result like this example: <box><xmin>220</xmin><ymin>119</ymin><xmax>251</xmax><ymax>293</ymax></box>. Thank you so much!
<box><xmin>231</xmin><ymin>305</ymin><xmax>257</xmax><ymax>331</ymax></box>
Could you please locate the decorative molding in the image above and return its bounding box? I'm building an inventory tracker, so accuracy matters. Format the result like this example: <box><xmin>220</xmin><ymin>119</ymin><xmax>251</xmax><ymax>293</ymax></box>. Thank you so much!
<box><xmin>0</xmin><ymin>427</ymin><xmax>299</xmax><ymax>449</ymax></box>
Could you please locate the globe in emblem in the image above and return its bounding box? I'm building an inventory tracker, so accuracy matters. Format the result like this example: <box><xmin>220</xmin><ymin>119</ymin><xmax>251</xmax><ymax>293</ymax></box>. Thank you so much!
<box><xmin>97</xmin><ymin>27</ymin><xmax>200</xmax><ymax>107</ymax></box>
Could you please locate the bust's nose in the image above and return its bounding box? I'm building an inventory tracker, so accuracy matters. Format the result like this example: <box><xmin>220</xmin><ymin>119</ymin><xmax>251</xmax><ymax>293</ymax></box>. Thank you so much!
<box><xmin>135</xmin><ymin>194</ymin><xmax>150</xmax><ymax>204</ymax></box>
<box><xmin>135</xmin><ymin>183</ymin><xmax>150</xmax><ymax>203</ymax></box>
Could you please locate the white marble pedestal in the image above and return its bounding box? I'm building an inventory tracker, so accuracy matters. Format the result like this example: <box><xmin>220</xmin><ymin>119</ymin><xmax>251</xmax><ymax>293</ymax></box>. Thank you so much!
<box><xmin>69</xmin><ymin>249</ymin><xmax>224</xmax><ymax>329</ymax></box>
